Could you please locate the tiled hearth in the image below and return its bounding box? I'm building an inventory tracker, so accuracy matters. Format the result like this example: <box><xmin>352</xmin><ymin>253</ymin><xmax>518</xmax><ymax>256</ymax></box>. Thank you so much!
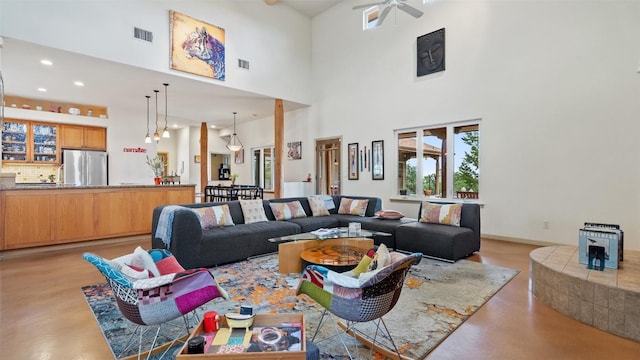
<box><xmin>530</xmin><ymin>246</ymin><xmax>640</xmax><ymax>342</ymax></box>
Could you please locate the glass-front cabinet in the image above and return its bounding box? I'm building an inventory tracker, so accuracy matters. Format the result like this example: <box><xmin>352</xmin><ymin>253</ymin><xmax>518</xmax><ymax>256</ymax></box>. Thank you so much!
<box><xmin>2</xmin><ymin>120</ymin><xmax>28</xmax><ymax>161</ymax></box>
<box><xmin>32</xmin><ymin>123</ymin><xmax>58</xmax><ymax>163</ymax></box>
<box><xmin>1</xmin><ymin>119</ymin><xmax>59</xmax><ymax>163</ymax></box>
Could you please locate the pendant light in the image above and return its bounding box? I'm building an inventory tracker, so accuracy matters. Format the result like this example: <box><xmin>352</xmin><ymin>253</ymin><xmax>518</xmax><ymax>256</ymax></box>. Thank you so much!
<box><xmin>226</xmin><ymin>112</ymin><xmax>243</xmax><ymax>152</ymax></box>
<box><xmin>162</xmin><ymin>83</ymin><xmax>170</xmax><ymax>138</ymax></box>
<box><xmin>153</xmin><ymin>89</ymin><xmax>160</xmax><ymax>142</ymax></box>
<box><xmin>144</xmin><ymin>95</ymin><xmax>151</xmax><ymax>144</ymax></box>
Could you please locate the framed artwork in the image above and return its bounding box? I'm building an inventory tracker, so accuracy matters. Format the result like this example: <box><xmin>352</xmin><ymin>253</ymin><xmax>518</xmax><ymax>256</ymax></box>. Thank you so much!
<box><xmin>417</xmin><ymin>28</ymin><xmax>445</xmax><ymax>77</ymax></box>
<box><xmin>234</xmin><ymin>149</ymin><xmax>244</xmax><ymax>164</ymax></box>
<box><xmin>287</xmin><ymin>141</ymin><xmax>302</xmax><ymax>160</ymax></box>
<box><xmin>372</xmin><ymin>140</ymin><xmax>384</xmax><ymax>180</ymax></box>
<box><xmin>348</xmin><ymin>143</ymin><xmax>359</xmax><ymax>180</ymax></box>
<box><xmin>170</xmin><ymin>10</ymin><xmax>226</xmax><ymax>81</ymax></box>
<box><xmin>194</xmin><ymin>155</ymin><xmax>201</xmax><ymax>163</ymax></box>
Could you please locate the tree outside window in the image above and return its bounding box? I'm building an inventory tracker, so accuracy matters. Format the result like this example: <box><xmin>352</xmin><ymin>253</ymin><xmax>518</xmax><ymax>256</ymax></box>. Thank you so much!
<box><xmin>396</xmin><ymin>122</ymin><xmax>479</xmax><ymax>199</ymax></box>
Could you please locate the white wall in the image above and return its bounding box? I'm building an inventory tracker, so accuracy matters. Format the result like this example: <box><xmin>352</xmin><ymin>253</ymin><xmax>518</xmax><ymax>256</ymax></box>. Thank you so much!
<box><xmin>0</xmin><ymin>0</ymin><xmax>312</xmax><ymax>186</ymax></box>
<box><xmin>309</xmin><ymin>1</ymin><xmax>640</xmax><ymax>249</ymax></box>
<box><xmin>0</xmin><ymin>0</ymin><xmax>311</xmax><ymax>104</ymax></box>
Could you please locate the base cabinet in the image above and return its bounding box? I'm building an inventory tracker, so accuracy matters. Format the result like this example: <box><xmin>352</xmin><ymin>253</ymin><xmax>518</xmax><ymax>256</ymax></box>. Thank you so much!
<box><xmin>0</xmin><ymin>185</ymin><xmax>195</xmax><ymax>250</ymax></box>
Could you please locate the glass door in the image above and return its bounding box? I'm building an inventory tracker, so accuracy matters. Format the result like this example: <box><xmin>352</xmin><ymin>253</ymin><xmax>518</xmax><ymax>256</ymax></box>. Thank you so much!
<box><xmin>32</xmin><ymin>123</ymin><xmax>59</xmax><ymax>163</ymax></box>
<box><xmin>2</xmin><ymin>120</ymin><xmax>28</xmax><ymax>162</ymax></box>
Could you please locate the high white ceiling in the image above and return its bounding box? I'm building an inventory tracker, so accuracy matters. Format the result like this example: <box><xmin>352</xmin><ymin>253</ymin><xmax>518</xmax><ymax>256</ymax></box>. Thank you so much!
<box><xmin>0</xmin><ymin>0</ymin><xmax>345</xmax><ymax>129</ymax></box>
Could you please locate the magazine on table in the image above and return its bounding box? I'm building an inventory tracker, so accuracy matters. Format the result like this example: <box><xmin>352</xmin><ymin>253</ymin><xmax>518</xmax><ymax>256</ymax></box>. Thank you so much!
<box><xmin>203</xmin><ymin>323</ymin><xmax>303</xmax><ymax>354</ymax></box>
<box><xmin>247</xmin><ymin>323</ymin><xmax>303</xmax><ymax>352</ymax></box>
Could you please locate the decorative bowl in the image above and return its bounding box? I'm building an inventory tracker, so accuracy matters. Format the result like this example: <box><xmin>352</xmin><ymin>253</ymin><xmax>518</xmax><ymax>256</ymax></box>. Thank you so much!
<box><xmin>224</xmin><ymin>313</ymin><xmax>255</xmax><ymax>329</ymax></box>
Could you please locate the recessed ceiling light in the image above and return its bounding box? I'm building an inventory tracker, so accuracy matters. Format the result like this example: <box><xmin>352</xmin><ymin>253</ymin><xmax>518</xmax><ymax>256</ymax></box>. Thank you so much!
<box><xmin>173</xmin><ymin>124</ymin><xmax>179</xmax><ymax>128</ymax></box>
<box><xmin>40</xmin><ymin>59</ymin><xmax>53</xmax><ymax>66</ymax></box>
<box><xmin>74</xmin><ymin>81</ymin><xmax>84</xmax><ymax>87</ymax></box>
<box><xmin>210</xmin><ymin>125</ymin><xmax>216</xmax><ymax>128</ymax></box>
<box><xmin>37</xmin><ymin>88</ymin><xmax>47</xmax><ymax>92</ymax></box>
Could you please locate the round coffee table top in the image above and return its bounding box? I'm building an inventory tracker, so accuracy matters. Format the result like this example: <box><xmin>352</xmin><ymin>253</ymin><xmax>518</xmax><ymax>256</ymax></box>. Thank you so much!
<box><xmin>300</xmin><ymin>244</ymin><xmax>367</xmax><ymax>268</ymax></box>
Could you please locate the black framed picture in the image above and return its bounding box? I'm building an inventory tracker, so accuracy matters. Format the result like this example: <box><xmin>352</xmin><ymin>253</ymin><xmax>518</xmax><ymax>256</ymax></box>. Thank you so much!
<box><xmin>417</xmin><ymin>28</ymin><xmax>445</xmax><ymax>77</ymax></box>
<box><xmin>348</xmin><ymin>143</ymin><xmax>359</xmax><ymax>180</ymax></box>
<box><xmin>372</xmin><ymin>140</ymin><xmax>384</xmax><ymax>180</ymax></box>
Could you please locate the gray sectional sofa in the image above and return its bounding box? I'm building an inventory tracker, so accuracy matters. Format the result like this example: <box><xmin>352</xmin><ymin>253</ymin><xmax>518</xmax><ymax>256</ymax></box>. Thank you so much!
<box><xmin>151</xmin><ymin>195</ymin><xmax>480</xmax><ymax>269</ymax></box>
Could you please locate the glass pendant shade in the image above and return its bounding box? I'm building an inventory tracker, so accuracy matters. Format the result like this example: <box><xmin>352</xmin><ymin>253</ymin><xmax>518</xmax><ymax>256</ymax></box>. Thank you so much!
<box><xmin>145</xmin><ymin>134</ymin><xmax>152</xmax><ymax>143</ymax></box>
<box><xmin>162</xmin><ymin>127</ymin><xmax>170</xmax><ymax>138</ymax></box>
<box><xmin>226</xmin><ymin>112</ymin><xmax>243</xmax><ymax>152</ymax></box>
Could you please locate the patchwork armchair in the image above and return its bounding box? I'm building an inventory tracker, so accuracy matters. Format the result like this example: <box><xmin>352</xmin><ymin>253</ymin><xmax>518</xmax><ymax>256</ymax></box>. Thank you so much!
<box><xmin>297</xmin><ymin>248</ymin><xmax>422</xmax><ymax>360</ymax></box>
<box><xmin>83</xmin><ymin>247</ymin><xmax>228</xmax><ymax>359</ymax></box>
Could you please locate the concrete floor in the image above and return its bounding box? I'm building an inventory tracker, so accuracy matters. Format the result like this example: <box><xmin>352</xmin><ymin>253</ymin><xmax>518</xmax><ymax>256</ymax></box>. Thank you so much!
<box><xmin>1</xmin><ymin>237</ymin><xmax>639</xmax><ymax>359</ymax></box>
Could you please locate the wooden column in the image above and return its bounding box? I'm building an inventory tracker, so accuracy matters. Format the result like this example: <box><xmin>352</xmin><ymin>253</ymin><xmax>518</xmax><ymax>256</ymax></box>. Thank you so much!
<box><xmin>274</xmin><ymin>99</ymin><xmax>284</xmax><ymax>198</ymax></box>
<box><xmin>200</xmin><ymin>122</ymin><xmax>208</xmax><ymax>195</ymax></box>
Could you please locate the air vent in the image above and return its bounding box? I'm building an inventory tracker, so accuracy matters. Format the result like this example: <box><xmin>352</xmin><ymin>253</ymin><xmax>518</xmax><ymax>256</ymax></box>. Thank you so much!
<box><xmin>238</xmin><ymin>59</ymin><xmax>250</xmax><ymax>70</ymax></box>
<box><xmin>134</xmin><ymin>27</ymin><xmax>153</xmax><ymax>42</ymax></box>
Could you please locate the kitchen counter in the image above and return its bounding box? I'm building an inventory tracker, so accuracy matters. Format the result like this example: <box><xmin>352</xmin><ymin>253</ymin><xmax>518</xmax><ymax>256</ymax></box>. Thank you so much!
<box><xmin>4</xmin><ymin>183</ymin><xmax>194</xmax><ymax>190</ymax></box>
<box><xmin>0</xmin><ymin>184</ymin><xmax>196</xmax><ymax>250</ymax></box>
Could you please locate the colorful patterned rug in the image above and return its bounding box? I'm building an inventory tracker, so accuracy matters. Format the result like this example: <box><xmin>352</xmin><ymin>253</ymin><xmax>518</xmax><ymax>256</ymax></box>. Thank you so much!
<box><xmin>82</xmin><ymin>253</ymin><xmax>518</xmax><ymax>359</ymax></box>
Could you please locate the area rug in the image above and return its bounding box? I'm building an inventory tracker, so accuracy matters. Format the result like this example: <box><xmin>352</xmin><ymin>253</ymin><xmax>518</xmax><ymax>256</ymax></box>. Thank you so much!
<box><xmin>82</xmin><ymin>253</ymin><xmax>518</xmax><ymax>359</ymax></box>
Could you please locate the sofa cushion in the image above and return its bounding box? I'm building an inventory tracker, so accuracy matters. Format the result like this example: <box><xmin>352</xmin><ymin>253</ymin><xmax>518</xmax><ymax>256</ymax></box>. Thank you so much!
<box><xmin>419</xmin><ymin>202</ymin><xmax>462</xmax><ymax>226</ymax></box>
<box><xmin>240</xmin><ymin>199</ymin><xmax>269</xmax><ymax>224</ymax></box>
<box><xmin>269</xmin><ymin>201</ymin><xmax>307</xmax><ymax>220</ymax></box>
<box><xmin>307</xmin><ymin>195</ymin><xmax>330</xmax><ymax>216</ymax></box>
<box><xmin>338</xmin><ymin>198</ymin><xmax>368</xmax><ymax>216</ymax></box>
<box><xmin>191</xmin><ymin>205</ymin><xmax>235</xmax><ymax>229</ymax></box>
<box><xmin>286</xmin><ymin>216</ymin><xmax>340</xmax><ymax>233</ymax></box>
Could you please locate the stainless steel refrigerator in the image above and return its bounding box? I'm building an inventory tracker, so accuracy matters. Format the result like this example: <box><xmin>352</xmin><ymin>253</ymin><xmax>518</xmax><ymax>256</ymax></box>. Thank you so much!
<box><xmin>62</xmin><ymin>149</ymin><xmax>108</xmax><ymax>186</ymax></box>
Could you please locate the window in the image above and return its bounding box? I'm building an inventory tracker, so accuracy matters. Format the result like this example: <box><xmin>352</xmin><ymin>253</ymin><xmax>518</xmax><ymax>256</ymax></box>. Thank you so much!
<box><xmin>362</xmin><ymin>7</ymin><xmax>380</xmax><ymax>30</ymax></box>
<box><xmin>252</xmin><ymin>146</ymin><xmax>274</xmax><ymax>190</ymax></box>
<box><xmin>396</xmin><ymin>121</ymin><xmax>479</xmax><ymax>199</ymax></box>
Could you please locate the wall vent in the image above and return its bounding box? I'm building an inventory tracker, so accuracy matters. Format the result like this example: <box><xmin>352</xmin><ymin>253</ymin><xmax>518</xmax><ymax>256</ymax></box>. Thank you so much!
<box><xmin>134</xmin><ymin>27</ymin><xmax>153</xmax><ymax>42</ymax></box>
<box><xmin>238</xmin><ymin>59</ymin><xmax>250</xmax><ymax>70</ymax></box>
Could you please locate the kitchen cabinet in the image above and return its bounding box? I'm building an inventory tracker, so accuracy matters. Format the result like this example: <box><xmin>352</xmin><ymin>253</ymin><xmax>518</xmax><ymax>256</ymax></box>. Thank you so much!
<box><xmin>0</xmin><ymin>185</ymin><xmax>196</xmax><ymax>250</ymax></box>
<box><xmin>60</xmin><ymin>124</ymin><xmax>107</xmax><ymax>150</ymax></box>
<box><xmin>1</xmin><ymin>119</ymin><xmax>59</xmax><ymax>163</ymax></box>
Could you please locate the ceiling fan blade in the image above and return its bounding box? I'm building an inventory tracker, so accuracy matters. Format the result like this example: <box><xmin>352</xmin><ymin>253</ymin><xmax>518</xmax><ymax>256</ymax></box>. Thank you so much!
<box><xmin>397</xmin><ymin>3</ymin><xmax>423</xmax><ymax>18</ymax></box>
<box><xmin>352</xmin><ymin>2</ymin><xmax>386</xmax><ymax>10</ymax></box>
<box><xmin>377</xmin><ymin>6</ymin><xmax>392</xmax><ymax>25</ymax></box>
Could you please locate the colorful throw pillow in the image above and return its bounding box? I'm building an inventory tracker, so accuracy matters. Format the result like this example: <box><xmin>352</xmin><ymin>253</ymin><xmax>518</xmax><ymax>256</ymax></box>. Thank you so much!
<box><xmin>148</xmin><ymin>249</ymin><xmax>185</xmax><ymax>275</ymax></box>
<box><xmin>419</xmin><ymin>202</ymin><xmax>462</xmax><ymax>226</ymax></box>
<box><xmin>269</xmin><ymin>201</ymin><xmax>307</xmax><ymax>220</ymax></box>
<box><xmin>366</xmin><ymin>243</ymin><xmax>391</xmax><ymax>272</ymax></box>
<box><xmin>338</xmin><ymin>198</ymin><xmax>368</xmax><ymax>217</ymax></box>
<box><xmin>191</xmin><ymin>205</ymin><xmax>235</xmax><ymax>229</ymax></box>
<box><xmin>374</xmin><ymin>210</ymin><xmax>405</xmax><ymax>220</ymax></box>
<box><xmin>240</xmin><ymin>199</ymin><xmax>269</xmax><ymax>224</ymax></box>
<box><xmin>307</xmin><ymin>195</ymin><xmax>330</xmax><ymax>216</ymax></box>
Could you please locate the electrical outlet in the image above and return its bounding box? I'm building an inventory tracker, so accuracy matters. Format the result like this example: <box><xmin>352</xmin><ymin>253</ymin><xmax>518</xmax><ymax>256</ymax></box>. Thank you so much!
<box><xmin>543</xmin><ymin>221</ymin><xmax>550</xmax><ymax>230</ymax></box>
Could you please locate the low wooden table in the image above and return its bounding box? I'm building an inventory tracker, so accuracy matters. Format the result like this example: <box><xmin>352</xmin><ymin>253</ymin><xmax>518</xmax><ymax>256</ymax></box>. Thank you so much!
<box><xmin>276</xmin><ymin>238</ymin><xmax>373</xmax><ymax>274</ymax></box>
<box><xmin>300</xmin><ymin>241</ymin><xmax>370</xmax><ymax>271</ymax></box>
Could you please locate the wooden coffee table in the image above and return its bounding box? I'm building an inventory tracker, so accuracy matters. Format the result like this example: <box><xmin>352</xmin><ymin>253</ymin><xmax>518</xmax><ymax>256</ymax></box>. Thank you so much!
<box><xmin>300</xmin><ymin>240</ymin><xmax>371</xmax><ymax>271</ymax></box>
<box><xmin>275</xmin><ymin>237</ymin><xmax>373</xmax><ymax>274</ymax></box>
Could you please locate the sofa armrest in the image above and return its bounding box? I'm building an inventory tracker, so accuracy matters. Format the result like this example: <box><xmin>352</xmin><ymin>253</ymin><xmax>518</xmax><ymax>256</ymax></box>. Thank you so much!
<box><xmin>151</xmin><ymin>207</ymin><xmax>204</xmax><ymax>266</ymax></box>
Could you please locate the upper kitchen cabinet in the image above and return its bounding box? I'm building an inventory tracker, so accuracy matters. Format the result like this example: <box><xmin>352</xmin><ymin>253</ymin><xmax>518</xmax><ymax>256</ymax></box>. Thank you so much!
<box><xmin>2</xmin><ymin>119</ymin><xmax>59</xmax><ymax>163</ymax></box>
<box><xmin>32</xmin><ymin>123</ymin><xmax>59</xmax><ymax>163</ymax></box>
<box><xmin>2</xmin><ymin>120</ymin><xmax>28</xmax><ymax>162</ymax></box>
<box><xmin>60</xmin><ymin>124</ymin><xmax>107</xmax><ymax>150</ymax></box>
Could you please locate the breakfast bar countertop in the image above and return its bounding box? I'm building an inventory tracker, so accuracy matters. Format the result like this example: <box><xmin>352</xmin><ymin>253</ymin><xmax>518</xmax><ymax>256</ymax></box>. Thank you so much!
<box><xmin>1</xmin><ymin>183</ymin><xmax>196</xmax><ymax>190</ymax></box>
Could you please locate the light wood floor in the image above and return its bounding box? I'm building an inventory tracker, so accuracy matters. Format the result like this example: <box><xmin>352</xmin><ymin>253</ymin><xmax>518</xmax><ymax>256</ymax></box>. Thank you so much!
<box><xmin>1</xmin><ymin>237</ymin><xmax>639</xmax><ymax>359</ymax></box>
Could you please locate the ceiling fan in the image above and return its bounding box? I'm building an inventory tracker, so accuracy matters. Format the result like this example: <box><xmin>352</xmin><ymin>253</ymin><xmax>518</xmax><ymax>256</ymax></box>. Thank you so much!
<box><xmin>353</xmin><ymin>0</ymin><xmax>423</xmax><ymax>26</ymax></box>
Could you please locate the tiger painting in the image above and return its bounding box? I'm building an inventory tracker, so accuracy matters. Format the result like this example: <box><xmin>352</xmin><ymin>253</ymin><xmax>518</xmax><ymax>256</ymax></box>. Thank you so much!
<box><xmin>182</xmin><ymin>27</ymin><xmax>225</xmax><ymax>80</ymax></box>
